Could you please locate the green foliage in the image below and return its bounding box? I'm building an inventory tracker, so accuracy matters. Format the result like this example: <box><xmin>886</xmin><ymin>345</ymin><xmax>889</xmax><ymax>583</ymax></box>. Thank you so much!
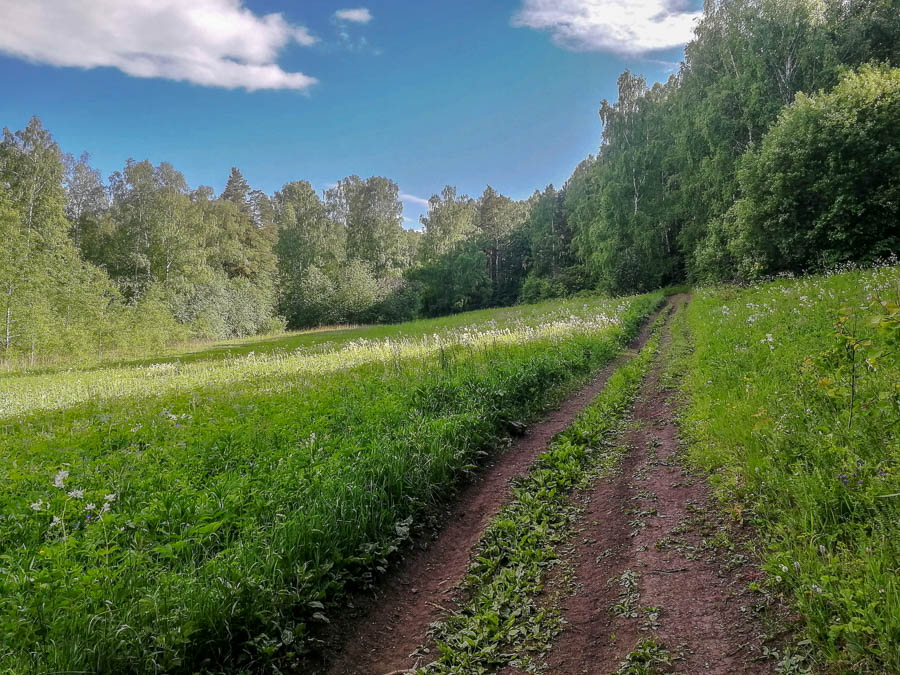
<box><xmin>733</xmin><ymin>65</ymin><xmax>900</xmax><ymax>276</ymax></box>
<box><xmin>325</xmin><ymin>175</ymin><xmax>406</xmax><ymax>277</ymax></box>
<box><xmin>616</xmin><ymin>637</ymin><xmax>672</xmax><ymax>675</ymax></box>
<box><xmin>563</xmin><ymin>0</ymin><xmax>899</xmax><ymax>291</ymax></box>
<box><xmin>420</xmin><ymin>186</ymin><xmax>478</xmax><ymax>262</ymax></box>
<box><xmin>5</xmin><ymin>0</ymin><xmax>900</xmax><ymax>362</ymax></box>
<box><xmin>0</xmin><ymin>293</ymin><xmax>658</xmax><ymax>673</ymax></box>
<box><xmin>0</xmin><ymin>118</ymin><xmax>133</xmax><ymax>368</ymax></box>
<box><xmin>520</xmin><ymin>275</ymin><xmax>567</xmax><ymax>304</ymax></box>
<box><xmin>220</xmin><ymin>167</ymin><xmax>251</xmax><ymax>212</ymax></box>
<box><xmin>0</xmin><ymin>118</ymin><xmax>285</xmax><ymax>367</ymax></box>
<box><xmin>675</xmin><ymin>264</ymin><xmax>900</xmax><ymax>671</ymax></box>
<box><xmin>363</xmin><ymin>277</ymin><xmax>423</xmax><ymax>324</ymax></box>
<box><xmin>410</xmin><ymin>239</ymin><xmax>493</xmax><ymax>317</ymax></box>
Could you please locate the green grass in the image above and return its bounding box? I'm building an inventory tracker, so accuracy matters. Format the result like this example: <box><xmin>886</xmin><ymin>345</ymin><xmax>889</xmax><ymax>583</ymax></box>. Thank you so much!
<box><xmin>673</xmin><ymin>264</ymin><xmax>900</xmax><ymax>671</ymax></box>
<box><xmin>424</xmin><ymin>307</ymin><xmax>668</xmax><ymax>673</ymax></box>
<box><xmin>1</xmin><ymin>296</ymin><xmax>636</xmax><ymax>379</ymax></box>
<box><xmin>0</xmin><ymin>296</ymin><xmax>637</xmax><ymax>418</ymax></box>
<box><xmin>0</xmin><ymin>292</ymin><xmax>662</xmax><ymax>673</ymax></box>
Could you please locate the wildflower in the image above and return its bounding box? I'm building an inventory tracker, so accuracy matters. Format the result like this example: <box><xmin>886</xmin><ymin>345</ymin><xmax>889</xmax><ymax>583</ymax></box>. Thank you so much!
<box><xmin>793</xmin><ymin>561</ymin><xmax>800</xmax><ymax>571</ymax></box>
<box><xmin>30</xmin><ymin>499</ymin><xmax>45</xmax><ymax>511</ymax></box>
<box><xmin>53</xmin><ymin>470</ymin><xmax>69</xmax><ymax>489</ymax></box>
<box><xmin>811</xmin><ymin>584</ymin><xmax>823</xmax><ymax>594</ymax></box>
<box><xmin>780</xmin><ymin>564</ymin><xmax>789</xmax><ymax>573</ymax></box>
<box><xmin>100</xmin><ymin>503</ymin><xmax>111</xmax><ymax>515</ymax></box>
<box><xmin>819</xmin><ymin>545</ymin><xmax>827</xmax><ymax>555</ymax></box>
<box><xmin>67</xmin><ymin>489</ymin><xmax>84</xmax><ymax>499</ymax></box>
<box><xmin>104</xmin><ymin>493</ymin><xmax>117</xmax><ymax>503</ymax></box>
<box><xmin>85</xmin><ymin>503</ymin><xmax>96</xmax><ymax>512</ymax></box>
<box><xmin>50</xmin><ymin>516</ymin><xmax>62</xmax><ymax>527</ymax></box>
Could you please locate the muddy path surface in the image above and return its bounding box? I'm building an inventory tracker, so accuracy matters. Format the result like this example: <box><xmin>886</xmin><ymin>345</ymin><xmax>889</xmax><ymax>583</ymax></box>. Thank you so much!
<box><xmin>543</xmin><ymin>294</ymin><xmax>778</xmax><ymax>674</ymax></box>
<box><xmin>321</xmin><ymin>307</ymin><xmax>667</xmax><ymax>675</ymax></box>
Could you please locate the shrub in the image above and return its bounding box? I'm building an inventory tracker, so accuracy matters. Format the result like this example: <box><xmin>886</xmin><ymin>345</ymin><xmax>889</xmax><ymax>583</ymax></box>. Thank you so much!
<box><xmin>734</xmin><ymin>65</ymin><xmax>900</xmax><ymax>274</ymax></box>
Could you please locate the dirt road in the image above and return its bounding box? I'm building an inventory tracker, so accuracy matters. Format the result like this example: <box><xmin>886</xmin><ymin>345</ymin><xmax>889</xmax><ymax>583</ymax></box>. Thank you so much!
<box><xmin>324</xmin><ymin>297</ymin><xmax>782</xmax><ymax>674</ymax></box>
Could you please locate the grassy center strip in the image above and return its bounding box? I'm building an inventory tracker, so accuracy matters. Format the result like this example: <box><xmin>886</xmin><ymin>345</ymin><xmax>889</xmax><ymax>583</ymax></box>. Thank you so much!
<box><xmin>420</xmin><ymin>307</ymin><xmax>670</xmax><ymax>673</ymax></box>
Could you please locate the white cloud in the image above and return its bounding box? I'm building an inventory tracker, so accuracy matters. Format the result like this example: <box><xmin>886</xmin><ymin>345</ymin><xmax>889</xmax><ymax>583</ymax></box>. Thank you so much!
<box><xmin>0</xmin><ymin>0</ymin><xmax>318</xmax><ymax>91</ymax></box>
<box><xmin>334</xmin><ymin>8</ymin><xmax>373</xmax><ymax>24</ymax></box>
<box><xmin>512</xmin><ymin>0</ymin><xmax>700</xmax><ymax>55</ymax></box>
<box><xmin>400</xmin><ymin>192</ymin><xmax>430</xmax><ymax>207</ymax></box>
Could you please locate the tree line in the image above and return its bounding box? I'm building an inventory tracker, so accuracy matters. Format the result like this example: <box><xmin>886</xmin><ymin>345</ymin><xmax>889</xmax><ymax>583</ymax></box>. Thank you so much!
<box><xmin>0</xmin><ymin>120</ymin><xmax>543</xmax><ymax>366</ymax></box>
<box><xmin>2</xmin><ymin>0</ymin><xmax>898</xmax><ymax>366</ymax></box>
<box><xmin>562</xmin><ymin>0</ymin><xmax>899</xmax><ymax>293</ymax></box>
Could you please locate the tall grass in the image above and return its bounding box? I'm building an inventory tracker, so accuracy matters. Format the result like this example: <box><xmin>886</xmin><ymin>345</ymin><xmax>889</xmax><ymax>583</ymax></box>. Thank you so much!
<box><xmin>674</xmin><ymin>265</ymin><xmax>899</xmax><ymax>671</ymax></box>
<box><xmin>0</xmin><ymin>293</ymin><xmax>661</xmax><ymax>673</ymax></box>
<box><xmin>1</xmin><ymin>296</ymin><xmax>634</xmax><ymax>418</ymax></box>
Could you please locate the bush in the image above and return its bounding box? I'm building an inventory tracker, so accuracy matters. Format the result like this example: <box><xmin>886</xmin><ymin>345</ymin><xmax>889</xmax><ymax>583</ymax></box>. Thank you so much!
<box><xmin>333</xmin><ymin>259</ymin><xmax>379</xmax><ymax>323</ymax></box>
<box><xmin>520</xmin><ymin>275</ymin><xmax>565</xmax><ymax>303</ymax></box>
<box><xmin>363</xmin><ymin>277</ymin><xmax>423</xmax><ymax>324</ymax></box>
<box><xmin>409</xmin><ymin>241</ymin><xmax>492</xmax><ymax>317</ymax></box>
<box><xmin>734</xmin><ymin>65</ymin><xmax>900</xmax><ymax>274</ymax></box>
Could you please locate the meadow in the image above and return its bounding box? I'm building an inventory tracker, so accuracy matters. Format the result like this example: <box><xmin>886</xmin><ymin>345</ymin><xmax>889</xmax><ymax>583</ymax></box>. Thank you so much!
<box><xmin>0</xmin><ymin>293</ymin><xmax>661</xmax><ymax>673</ymax></box>
<box><xmin>673</xmin><ymin>264</ymin><xmax>900</xmax><ymax>670</ymax></box>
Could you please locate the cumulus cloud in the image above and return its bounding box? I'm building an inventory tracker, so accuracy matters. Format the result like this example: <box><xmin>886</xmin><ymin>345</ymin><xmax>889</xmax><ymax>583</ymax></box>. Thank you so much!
<box><xmin>0</xmin><ymin>0</ymin><xmax>318</xmax><ymax>91</ymax></box>
<box><xmin>512</xmin><ymin>0</ymin><xmax>700</xmax><ymax>54</ymax></box>
<box><xmin>334</xmin><ymin>8</ymin><xmax>373</xmax><ymax>24</ymax></box>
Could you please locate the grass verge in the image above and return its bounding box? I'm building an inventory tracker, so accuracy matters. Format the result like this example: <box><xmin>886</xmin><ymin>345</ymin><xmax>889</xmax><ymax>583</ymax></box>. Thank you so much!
<box><xmin>670</xmin><ymin>265</ymin><xmax>899</xmax><ymax>672</ymax></box>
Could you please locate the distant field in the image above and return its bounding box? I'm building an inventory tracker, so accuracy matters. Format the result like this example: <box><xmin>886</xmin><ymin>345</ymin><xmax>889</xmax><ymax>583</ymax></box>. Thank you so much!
<box><xmin>0</xmin><ymin>292</ymin><xmax>661</xmax><ymax>673</ymax></box>
<box><xmin>674</xmin><ymin>264</ymin><xmax>900</xmax><ymax>671</ymax></box>
<box><xmin>2</xmin><ymin>297</ymin><xmax>642</xmax><ymax>418</ymax></box>
<box><xmin>1</xmin><ymin>298</ymin><xmax>635</xmax><ymax>378</ymax></box>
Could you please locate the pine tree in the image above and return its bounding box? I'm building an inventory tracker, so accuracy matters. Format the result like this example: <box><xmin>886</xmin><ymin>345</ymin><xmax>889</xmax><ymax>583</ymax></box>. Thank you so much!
<box><xmin>220</xmin><ymin>167</ymin><xmax>251</xmax><ymax>213</ymax></box>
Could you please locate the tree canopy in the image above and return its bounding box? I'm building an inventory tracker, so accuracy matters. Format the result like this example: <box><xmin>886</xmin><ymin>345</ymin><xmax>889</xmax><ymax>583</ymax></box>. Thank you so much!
<box><xmin>2</xmin><ymin>0</ymin><xmax>898</xmax><ymax>367</ymax></box>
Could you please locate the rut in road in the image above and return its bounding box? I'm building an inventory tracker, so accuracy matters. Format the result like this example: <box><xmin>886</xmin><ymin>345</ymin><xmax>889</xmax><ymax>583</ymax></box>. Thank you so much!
<box><xmin>323</xmin><ymin>305</ymin><xmax>666</xmax><ymax>675</ymax></box>
<box><xmin>543</xmin><ymin>294</ymin><xmax>780</xmax><ymax>674</ymax></box>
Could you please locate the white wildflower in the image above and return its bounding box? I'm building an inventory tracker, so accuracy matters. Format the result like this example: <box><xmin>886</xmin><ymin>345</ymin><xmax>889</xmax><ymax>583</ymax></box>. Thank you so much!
<box><xmin>67</xmin><ymin>489</ymin><xmax>84</xmax><ymax>499</ymax></box>
<box><xmin>30</xmin><ymin>499</ymin><xmax>45</xmax><ymax>511</ymax></box>
<box><xmin>104</xmin><ymin>493</ymin><xmax>117</xmax><ymax>503</ymax></box>
<box><xmin>85</xmin><ymin>503</ymin><xmax>96</xmax><ymax>512</ymax></box>
<box><xmin>53</xmin><ymin>470</ymin><xmax>69</xmax><ymax>489</ymax></box>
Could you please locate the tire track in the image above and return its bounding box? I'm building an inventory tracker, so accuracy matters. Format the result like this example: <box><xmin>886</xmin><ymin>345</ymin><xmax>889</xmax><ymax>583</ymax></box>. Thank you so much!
<box><xmin>323</xmin><ymin>305</ymin><xmax>668</xmax><ymax>675</ymax></box>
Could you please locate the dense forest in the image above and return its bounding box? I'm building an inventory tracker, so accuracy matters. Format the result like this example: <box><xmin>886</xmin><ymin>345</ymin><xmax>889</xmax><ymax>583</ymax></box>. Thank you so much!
<box><xmin>2</xmin><ymin>0</ymin><xmax>898</xmax><ymax>367</ymax></box>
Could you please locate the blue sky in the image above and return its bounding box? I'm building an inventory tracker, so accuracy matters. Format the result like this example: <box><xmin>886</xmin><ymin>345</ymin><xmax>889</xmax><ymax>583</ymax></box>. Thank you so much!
<box><xmin>0</xmin><ymin>0</ymin><xmax>700</xmax><ymax>227</ymax></box>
